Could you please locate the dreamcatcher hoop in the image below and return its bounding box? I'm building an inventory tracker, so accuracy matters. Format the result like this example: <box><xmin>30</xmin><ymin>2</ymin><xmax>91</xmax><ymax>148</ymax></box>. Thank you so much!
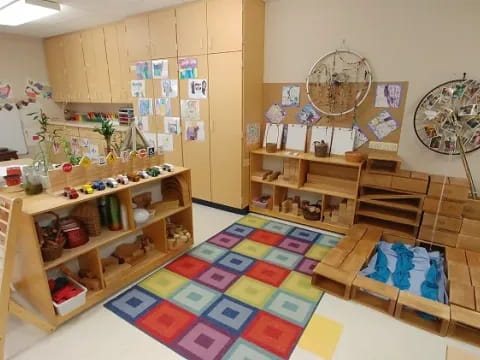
<box><xmin>306</xmin><ymin>49</ymin><xmax>373</xmax><ymax>116</ymax></box>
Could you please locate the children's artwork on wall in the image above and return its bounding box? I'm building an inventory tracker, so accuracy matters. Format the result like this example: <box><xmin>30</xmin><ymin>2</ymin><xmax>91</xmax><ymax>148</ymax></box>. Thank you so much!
<box><xmin>164</xmin><ymin>117</ymin><xmax>181</xmax><ymax>135</ymax></box>
<box><xmin>0</xmin><ymin>81</ymin><xmax>12</xmax><ymax>100</ymax></box>
<box><xmin>52</xmin><ymin>141</ymin><xmax>60</xmax><ymax>154</ymax></box>
<box><xmin>265</xmin><ymin>104</ymin><xmax>286</xmax><ymax>124</ymax></box>
<box><xmin>368</xmin><ymin>110</ymin><xmax>399</xmax><ymax>140</ymax></box>
<box><xmin>120</xmin><ymin>150</ymin><xmax>129</xmax><ymax>162</ymax></box>
<box><xmin>188</xmin><ymin>79</ymin><xmax>208</xmax><ymax>99</ymax></box>
<box><xmin>80</xmin><ymin>138</ymin><xmax>90</xmax><ymax>152</ymax></box>
<box><xmin>155</xmin><ymin>98</ymin><xmax>172</xmax><ymax>116</ymax></box>
<box><xmin>353</xmin><ymin>124</ymin><xmax>369</xmax><ymax>149</ymax></box>
<box><xmin>296</xmin><ymin>104</ymin><xmax>321</xmax><ymax>126</ymax></box>
<box><xmin>131</xmin><ymin>80</ymin><xmax>146</xmax><ymax>98</ymax></box>
<box><xmin>161</xmin><ymin>79</ymin><xmax>178</xmax><ymax>98</ymax></box>
<box><xmin>143</xmin><ymin>132</ymin><xmax>157</xmax><ymax>147</ymax></box>
<box><xmin>152</xmin><ymin>59</ymin><xmax>169</xmax><ymax>79</ymax></box>
<box><xmin>375</xmin><ymin>84</ymin><xmax>402</xmax><ymax>108</ymax></box>
<box><xmin>185</xmin><ymin>121</ymin><xmax>205</xmax><ymax>141</ymax></box>
<box><xmin>157</xmin><ymin>133</ymin><xmax>174</xmax><ymax>152</ymax></box>
<box><xmin>138</xmin><ymin>98</ymin><xmax>153</xmax><ymax>116</ymax></box>
<box><xmin>25</xmin><ymin>80</ymin><xmax>52</xmax><ymax>100</ymax></box>
<box><xmin>136</xmin><ymin>61</ymin><xmax>152</xmax><ymax>80</ymax></box>
<box><xmin>282</xmin><ymin>85</ymin><xmax>301</xmax><ymax>107</ymax></box>
<box><xmin>137</xmin><ymin>116</ymin><xmax>149</xmax><ymax>132</ymax></box>
<box><xmin>70</xmin><ymin>137</ymin><xmax>81</xmax><ymax>156</ymax></box>
<box><xmin>246</xmin><ymin>123</ymin><xmax>260</xmax><ymax>145</ymax></box>
<box><xmin>179</xmin><ymin>58</ymin><xmax>198</xmax><ymax>79</ymax></box>
<box><xmin>88</xmin><ymin>143</ymin><xmax>99</xmax><ymax>158</ymax></box>
<box><xmin>180</xmin><ymin>99</ymin><xmax>200</xmax><ymax>121</ymax></box>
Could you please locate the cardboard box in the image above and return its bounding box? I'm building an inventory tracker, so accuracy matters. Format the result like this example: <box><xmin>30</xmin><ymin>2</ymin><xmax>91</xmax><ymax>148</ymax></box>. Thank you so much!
<box><xmin>361</xmin><ymin>173</ymin><xmax>392</xmax><ymax>188</ymax></box>
<box><xmin>419</xmin><ymin>226</ymin><xmax>458</xmax><ymax>247</ymax></box>
<box><xmin>391</xmin><ymin>175</ymin><xmax>428</xmax><ymax>194</ymax></box>
<box><xmin>428</xmin><ymin>183</ymin><xmax>470</xmax><ymax>201</ymax></box>
<box><xmin>422</xmin><ymin>212</ymin><xmax>462</xmax><ymax>233</ymax></box>
<box><xmin>461</xmin><ymin>218</ymin><xmax>480</xmax><ymax>237</ymax></box>
<box><xmin>423</xmin><ymin>197</ymin><xmax>464</xmax><ymax>218</ymax></box>
<box><xmin>457</xmin><ymin>234</ymin><xmax>480</xmax><ymax>253</ymax></box>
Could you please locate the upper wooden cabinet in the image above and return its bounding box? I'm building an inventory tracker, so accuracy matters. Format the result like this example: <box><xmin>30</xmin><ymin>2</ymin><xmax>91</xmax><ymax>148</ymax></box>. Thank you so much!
<box><xmin>82</xmin><ymin>28</ymin><xmax>112</xmax><ymax>103</ymax></box>
<box><xmin>176</xmin><ymin>0</ymin><xmax>208</xmax><ymax>56</ymax></box>
<box><xmin>207</xmin><ymin>0</ymin><xmax>243</xmax><ymax>53</ymax></box>
<box><xmin>149</xmin><ymin>8</ymin><xmax>177</xmax><ymax>59</ymax></box>
<box><xmin>125</xmin><ymin>14</ymin><xmax>151</xmax><ymax>61</ymax></box>
<box><xmin>44</xmin><ymin>36</ymin><xmax>68</xmax><ymax>102</ymax></box>
<box><xmin>63</xmin><ymin>33</ymin><xmax>90</xmax><ymax>103</ymax></box>
<box><xmin>104</xmin><ymin>22</ymin><xmax>130</xmax><ymax>103</ymax></box>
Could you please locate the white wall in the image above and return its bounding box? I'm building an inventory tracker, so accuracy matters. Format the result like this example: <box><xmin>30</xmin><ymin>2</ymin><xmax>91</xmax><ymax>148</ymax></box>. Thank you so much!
<box><xmin>265</xmin><ymin>0</ymin><xmax>480</xmax><ymax>184</ymax></box>
<box><xmin>0</xmin><ymin>33</ymin><xmax>63</xmax><ymax>155</ymax></box>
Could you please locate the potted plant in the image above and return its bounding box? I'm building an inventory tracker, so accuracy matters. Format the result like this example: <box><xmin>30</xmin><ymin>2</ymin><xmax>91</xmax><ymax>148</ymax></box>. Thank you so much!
<box><xmin>93</xmin><ymin>119</ymin><xmax>116</xmax><ymax>154</ymax></box>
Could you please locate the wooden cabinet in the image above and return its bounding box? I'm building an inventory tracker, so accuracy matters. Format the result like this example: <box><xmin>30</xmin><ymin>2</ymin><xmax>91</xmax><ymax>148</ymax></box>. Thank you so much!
<box><xmin>149</xmin><ymin>8</ymin><xmax>177</xmax><ymax>59</ymax></box>
<box><xmin>125</xmin><ymin>14</ymin><xmax>151</xmax><ymax>61</ymax></box>
<box><xmin>104</xmin><ymin>22</ymin><xmax>130</xmax><ymax>103</ymax></box>
<box><xmin>63</xmin><ymin>33</ymin><xmax>90</xmax><ymax>103</ymax></box>
<box><xmin>82</xmin><ymin>28</ymin><xmax>112</xmax><ymax>103</ymax></box>
<box><xmin>44</xmin><ymin>36</ymin><xmax>68</xmax><ymax>102</ymax></box>
<box><xmin>176</xmin><ymin>0</ymin><xmax>208</xmax><ymax>56</ymax></box>
<box><xmin>209</xmin><ymin>51</ymin><xmax>243</xmax><ymax>207</ymax></box>
<box><xmin>207</xmin><ymin>0</ymin><xmax>243</xmax><ymax>53</ymax></box>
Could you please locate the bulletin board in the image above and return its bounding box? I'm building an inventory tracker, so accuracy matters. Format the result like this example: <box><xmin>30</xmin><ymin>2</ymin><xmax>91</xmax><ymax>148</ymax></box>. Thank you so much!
<box><xmin>263</xmin><ymin>81</ymin><xmax>409</xmax><ymax>154</ymax></box>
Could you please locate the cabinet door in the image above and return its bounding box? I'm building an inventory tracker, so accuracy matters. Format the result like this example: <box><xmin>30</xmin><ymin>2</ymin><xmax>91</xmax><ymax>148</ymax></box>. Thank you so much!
<box><xmin>44</xmin><ymin>36</ymin><xmax>68</xmax><ymax>102</ymax></box>
<box><xmin>149</xmin><ymin>8</ymin><xmax>177</xmax><ymax>59</ymax></box>
<box><xmin>82</xmin><ymin>28</ymin><xmax>112</xmax><ymax>103</ymax></box>
<box><xmin>63</xmin><ymin>33</ymin><xmax>90</xmax><ymax>103</ymax></box>
<box><xmin>125</xmin><ymin>14</ymin><xmax>151</xmax><ymax>61</ymax></box>
<box><xmin>207</xmin><ymin>0</ymin><xmax>242</xmax><ymax>53</ymax></box>
<box><xmin>209</xmin><ymin>51</ymin><xmax>243</xmax><ymax>208</ymax></box>
<box><xmin>105</xmin><ymin>22</ymin><xmax>130</xmax><ymax>103</ymax></box>
<box><xmin>176</xmin><ymin>0</ymin><xmax>207</xmax><ymax>56</ymax></box>
<box><xmin>180</xmin><ymin>55</ymin><xmax>211</xmax><ymax>201</ymax></box>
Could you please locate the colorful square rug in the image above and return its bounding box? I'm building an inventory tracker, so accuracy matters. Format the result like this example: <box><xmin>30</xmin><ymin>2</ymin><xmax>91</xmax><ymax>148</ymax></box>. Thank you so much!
<box><xmin>105</xmin><ymin>214</ymin><xmax>341</xmax><ymax>359</ymax></box>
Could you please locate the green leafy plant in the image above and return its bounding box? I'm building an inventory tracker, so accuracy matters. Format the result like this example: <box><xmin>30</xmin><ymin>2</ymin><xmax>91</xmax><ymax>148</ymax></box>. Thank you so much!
<box><xmin>60</xmin><ymin>138</ymin><xmax>81</xmax><ymax>165</ymax></box>
<box><xmin>27</xmin><ymin>109</ymin><xmax>57</xmax><ymax>173</ymax></box>
<box><xmin>93</xmin><ymin>119</ymin><xmax>116</xmax><ymax>154</ymax></box>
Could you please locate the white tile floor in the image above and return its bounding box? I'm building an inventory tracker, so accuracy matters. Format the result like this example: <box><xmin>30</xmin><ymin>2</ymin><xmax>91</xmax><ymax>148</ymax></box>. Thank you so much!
<box><xmin>5</xmin><ymin>204</ymin><xmax>480</xmax><ymax>360</ymax></box>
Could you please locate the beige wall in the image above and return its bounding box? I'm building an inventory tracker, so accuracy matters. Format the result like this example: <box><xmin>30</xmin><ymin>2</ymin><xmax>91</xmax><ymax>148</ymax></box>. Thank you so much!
<box><xmin>265</xmin><ymin>0</ymin><xmax>480</xmax><ymax>184</ymax></box>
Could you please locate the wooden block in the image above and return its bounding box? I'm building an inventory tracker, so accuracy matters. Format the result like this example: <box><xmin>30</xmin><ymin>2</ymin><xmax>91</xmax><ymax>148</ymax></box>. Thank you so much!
<box><xmin>352</xmin><ymin>240</ymin><xmax>377</xmax><ymax>260</ymax></box>
<box><xmin>457</xmin><ymin>234</ymin><xmax>480</xmax><ymax>253</ymax></box>
<box><xmin>411</xmin><ymin>171</ymin><xmax>429</xmax><ymax>181</ymax></box>
<box><xmin>395</xmin><ymin>291</ymin><xmax>450</xmax><ymax>336</ymax></box>
<box><xmin>449</xmin><ymin>282</ymin><xmax>476</xmax><ymax>310</ymax></box>
<box><xmin>430</xmin><ymin>175</ymin><xmax>447</xmax><ymax>184</ymax></box>
<box><xmin>381</xmin><ymin>232</ymin><xmax>416</xmax><ymax>245</ymax></box>
<box><xmin>361</xmin><ymin>173</ymin><xmax>392</xmax><ymax>188</ymax></box>
<box><xmin>340</xmin><ymin>253</ymin><xmax>367</xmax><ymax>273</ymax></box>
<box><xmin>449</xmin><ymin>177</ymin><xmax>470</xmax><ymax>187</ymax></box>
<box><xmin>361</xmin><ymin>226</ymin><xmax>383</xmax><ymax>243</ymax></box>
<box><xmin>423</xmin><ymin>197</ymin><xmax>464</xmax><ymax>218</ymax></box>
<box><xmin>476</xmin><ymin>287</ymin><xmax>480</xmax><ymax>311</ymax></box>
<box><xmin>468</xmin><ymin>267</ymin><xmax>480</xmax><ymax>287</ymax></box>
<box><xmin>422</xmin><ymin>212</ymin><xmax>462</xmax><ymax>233</ymax></box>
<box><xmin>461</xmin><ymin>218</ymin><xmax>480</xmax><ymax>237</ymax></box>
<box><xmin>419</xmin><ymin>226</ymin><xmax>458</xmax><ymax>247</ymax></box>
<box><xmin>466</xmin><ymin>251</ymin><xmax>480</xmax><ymax>267</ymax></box>
<box><xmin>463</xmin><ymin>199</ymin><xmax>480</xmax><ymax>220</ymax></box>
<box><xmin>391</xmin><ymin>176</ymin><xmax>428</xmax><ymax>194</ymax></box>
<box><xmin>322</xmin><ymin>248</ymin><xmax>348</xmax><ymax>268</ymax></box>
<box><xmin>336</xmin><ymin>236</ymin><xmax>358</xmax><ymax>253</ymax></box>
<box><xmin>428</xmin><ymin>183</ymin><xmax>469</xmax><ymax>202</ymax></box>
<box><xmin>448</xmin><ymin>262</ymin><xmax>471</xmax><ymax>286</ymax></box>
<box><xmin>445</xmin><ymin>247</ymin><xmax>467</xmax><ymax>265</ymax></box>
<box><xmin>449</xmin><ymin>305</ymin><xmax>480</xmax><ymax>347</ymax></box>
<box><xmin>347</xmin><ymin>224</ymin><xmax>368</xmax><ymax>241</ymax></box>
<box><xmin>351</xmin><ymin>275</ymin><xmax>399</xmax><ymax>315</ymax></box>
<box><xmin>446</xmin><ymin>345</ymin><xmax>480</xmax><ymax>360</ymax></box>
<box><xmin>312</xmin><ymin>263</ymin><xmax>356</xmax><ymax>299</ymax></box>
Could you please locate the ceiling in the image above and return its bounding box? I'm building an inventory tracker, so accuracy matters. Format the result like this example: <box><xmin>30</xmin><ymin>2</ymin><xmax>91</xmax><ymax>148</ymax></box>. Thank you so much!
<box><xmin>0</xmin><ymin>0</ymin><xmax>193</xmax><ymax>38</ymax></box>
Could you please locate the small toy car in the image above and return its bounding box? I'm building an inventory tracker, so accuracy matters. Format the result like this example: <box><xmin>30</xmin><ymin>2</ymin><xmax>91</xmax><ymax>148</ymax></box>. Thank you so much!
<box><xmin>80</xmin><ymin>184</ymin><xmax>94</xmax><ymax>194</ymax></box>
<box><xmin>137</xmin><ymin>170</ymin><xmax>151</xmax><ymax>179</ymax></box>
<box><xmin>91</xmin><ymin>180</ymin><xmax>106</xmax><ymax>191</ymax></box>
<box><xmin>146</xmin><ymin>167</ymin><xmax>160</xmax><ymax>177</ymax></box>
<box><xmin>105</xmin><ymin>178</ymin><xmax>118</xmax><ymax>188</ymax></box>
<box><xmin>162</xmin><ymin>163</ymin><xmax>174</xmax><ymax>172</ymax></box>
<box><xmin>127</xmin><ymin>173</ymin><xmax>141</xmax><ymax>182</ymax></box>
<box><xmin>63</xmin><ymin>187</ymin><xmax>79</xmax><ymax>199</ymax></box>
<box><xmin>116</xmin><ymin>174</ymin><xmax>129</xmax><ymax>185</ymax></box>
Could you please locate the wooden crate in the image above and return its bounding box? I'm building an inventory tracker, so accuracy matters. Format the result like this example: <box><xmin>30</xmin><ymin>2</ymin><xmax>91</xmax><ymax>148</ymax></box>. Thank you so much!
<box><xmin>463</xmin><ymin>199</ymin><xmax>480</xmax><ymax>220</ymax></box>
<box><xmin>311</xmin><ymin>263</ymin><xmax>356</xmax><ymax>300</ymax></box>
<box><xmin>457</xmin><ymin>234</ymin><xmax>480</xmax><ymax>253</ymax></box>
<box><xmin>382</xmin><ymin>232</ymin><xmax>416</xmax><ymax>245</ymax></box>
<box><xmin>346</xmin><ymin>224</ymin><xmax>368</xmax><ymax>240</ymax></box>
<box><xmin>461</xmin><ymin>218</ymin><xmax>480</xmax><ymax>237</ymax></box>
<box><xmin>361</xmin><ymin>173</ymin><xmax>392</xmax><ymax>188</ymax></box>
<box><xmin>449</xmin><ymin>282</ymin><xmax>476</xmax><ymax>310</ymax></box>
<box><xmin>394</xmin><ymin>291</ymin><xmax>450</xmax><ymax>336</ymax></box>
<box><xmin>321</xmin><ymin>248</ymin><xmax>348</xmax><ymax>268</ymax></box>
<box><xmin>428</xmin><ymin>183</ymin><xmax>469</xmax><ymax>202</ymax></box>
<box><xmin>351</xmin><ymin>275</ymin><xmax>399</xmax><ymax>315</ymax></box>
<box><xmin>366</xmin><ymin>151</ymin><xmax>402</xmax><ymax>175</ymax></box>
<box><xmin>448</xmin><ymin>305</ymin><xmax>480</xmax><ymax>347</ymax></box>
<box><xmin>391</xmin><ymin>175</ymin><xmax>428</xmax><ymax>194</ymax></box>
<box><xmin>445</xmin><ymin>247</ymin><xmax>467</xmax><ymax>265</ymax></box>
<box><xmin>422</xmin><ymin>212</ymin><xmax>462</xmax><ymax>233</ymax></box>
<box><xmin>336</xmin><ymin>236</ymin><xmax>359</xmax><ymax>253</ymax></box>
<box><xmin>418</xmin><ymin>226</ymin><xmax>458</xmax><ymax>247</ymax></box>
<box><xmin>447</xmin><ymin>262</ymin><xmax>471</xmax><ymax>286</ymax></box>
<box><xmin>423</xmin><ymin>197</ymin><xmax>464</xmax><ymax>218</ymax></box>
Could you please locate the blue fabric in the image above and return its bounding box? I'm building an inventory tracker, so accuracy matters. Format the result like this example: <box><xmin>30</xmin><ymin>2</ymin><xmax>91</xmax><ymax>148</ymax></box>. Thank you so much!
<box><xmin>367</xmin><ymin>247</ymin><xmax>390</xmax><ymax>283</ymax></box>
<box><xmin>391</xmin><ymin>243</ymin><xmax>414</xmax><ymax>290</ymax></box>
<box><xmin>419</xmin><ymin>259</ymin><xmax>440</xmax><ymax>320</ymax></box>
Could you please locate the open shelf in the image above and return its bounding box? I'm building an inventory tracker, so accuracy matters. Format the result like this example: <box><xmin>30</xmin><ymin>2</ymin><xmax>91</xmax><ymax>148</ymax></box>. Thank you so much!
<box><xmin>357</xmin><ymin>203</ymin><xmax>420</xmax><ymax>226</ymax></box>
<box><xmin>301</xmin><ymin>183</ymin><xmax>357</xmax><ymax>200</ymax></box>
<box><xmin>250</xmin><ymin>176</ymin><xmax>298</xmax><ymax>190</ymax></box>
<box><xmin>359</xmin><ymin>197</ymin><xmax>421</xmax><ymax>213</ymax></box>
<box><xmin>356</xmin><ymin>215</ymin><xmax>417</xmax><ymax>237</ymax></box>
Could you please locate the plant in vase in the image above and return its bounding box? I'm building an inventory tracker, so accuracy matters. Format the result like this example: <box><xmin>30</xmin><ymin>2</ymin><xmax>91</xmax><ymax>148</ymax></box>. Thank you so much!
<box><xmin>93</xmin><ymin>119</ymin><xmax>116</xmax><ymax>154</ymax></box>
<box><xmin>60</xmin><ymin>138</ymin><xmax>81</xmax><ymax>166</ymax></box>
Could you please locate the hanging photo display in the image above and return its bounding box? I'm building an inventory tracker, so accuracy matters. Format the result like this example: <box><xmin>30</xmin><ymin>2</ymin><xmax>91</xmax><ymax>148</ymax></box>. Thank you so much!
<box><xmin>0</xmin><ymin>81</ymin><xmax>12</xmax><ymax>100</ymax></box>
<box><xmin>264</xmin><ymin>104</ymin><xmax>286</xmax><ymax>124</ymax></box>
<box><xmin>246</xmin><ymin>123</ymin><xmax>260</xmax><ymax>145</ymax></box>
<box><xmin>296</xmin><ymin>104</ymin><xmax>321</xmax><ymax>126</ymax></box>
<box><xmin>180</xmin><ymin>99</ymin><xmax>200</xmax><ymax>121</ymax></box>
<box><xmin>161</xmin><ymin>79</ymin><xmax>178</xmax><ymax>98</ymax></box>
<box><xmin>164</xmin><ymin>117</ymin><xmax>181</xmax><ymax>135</ymax></box>
<box><xmin>185</xmin><ymin>121</ymin><xmax>205</xmax><ymax>141</ymax></box>
<box><xmin>136</xmin><ymin>61</ymin><xmax>152</xmax><ymax>80</ymax></box>
<box><xmin>179</xmin><ymin>58</ymin><xmax>198</xmax><ymax>79</ymax></box>
<box><xmin>152</xmin><ymin>59</ymin><xmax>168</xmax><ymax>79</ymax></box>
<box><xmin>188</xmin><ymin>79</ymin><xmax>208</xmax><ymax>99</ymax></box>
<box><xmin>155</xmin><ymin>98</ymin><xmax>172</xmax><ymax>116</ymax></box>
<box><xmin>368</xmin><ymin>110</ymin><xmax>399</xmax><ymax>140</ymax></box>
<box><xmin>375</xmin><ymin>84</ymin><xmax>403</xmax><ymax>108</ymax></box>
<box><xmin>138</xmin><ymin>98</ymin><xmax>153</xmax><ymax>116</ymax></box>
<box><xmin>282</xmin><ymin>85</ymin><xmax>301</xmax><ymax>107</ymax></box>
<box><xmin>131</xmin><ymin>80</ymin><xmax>146</xmax><ymax>97</ymax></box>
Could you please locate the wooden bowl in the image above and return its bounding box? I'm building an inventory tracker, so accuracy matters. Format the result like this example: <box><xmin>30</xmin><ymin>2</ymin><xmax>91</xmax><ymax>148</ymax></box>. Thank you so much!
<box><xmin>345</xmin><ymin>151</ymin><xmax>364</xmax><ymax>163</ymax></box>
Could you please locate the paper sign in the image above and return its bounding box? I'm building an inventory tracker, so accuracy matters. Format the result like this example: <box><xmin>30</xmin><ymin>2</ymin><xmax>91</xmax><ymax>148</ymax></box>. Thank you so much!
<box><xmin>164</xmin><ymin>117</ymin><xmax>181</xmax><ymax>135</ymax></box>
<box><xmin>152</xmin><ymin>59</ymin><xmax>168</xmax><ymax>79</ymax></box>
<box><xmin>158</xmin><ymin>133</ymin><xmax>174</xmax><ymax>152</ymax></box>
<box><xmin>180</xmin><ymin>99</ymin><xmax>200</xmax><ymax>121</ymax></box>
<box><xmin>282</xmin><ymin>85</ymin><xmax>300</xmax><ymax>107</ymax></box>
<box><xmin>161</xmin><ymin>79</ymin><xmax>178</xmax><ymax>98</ymax></box>
<box><xmin>188</xmin><ymin>79</ymin><xmax>208</xmax><ymax>99</ymax></box>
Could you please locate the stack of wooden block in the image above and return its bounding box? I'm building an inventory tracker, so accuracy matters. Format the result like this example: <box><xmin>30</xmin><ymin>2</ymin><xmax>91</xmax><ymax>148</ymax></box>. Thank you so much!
<box><xmin>419</xmin><ymin>176</ymin><xmax>470</xmax><ymax>247</ymax></box>
<box><xmin>278</xmin><ymin>158</ymin><xmax>299</xmax><ymax>185</ymax></box>
<box><xmin>323</xmin><ymin>199</ymin><xmax>355</xmax><ymax>225</ymax></box>
<box><xmin>458</xmin><ymin>204</ymin><xmax>480</xmax><ymax>253</ymax></box>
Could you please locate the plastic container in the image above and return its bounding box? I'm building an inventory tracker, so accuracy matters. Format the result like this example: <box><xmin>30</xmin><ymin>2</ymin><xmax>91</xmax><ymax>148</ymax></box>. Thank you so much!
<box><xmin>52</xmin><ymin>277</ymin><xmax>87</xmax><ymax>316</ymax></box>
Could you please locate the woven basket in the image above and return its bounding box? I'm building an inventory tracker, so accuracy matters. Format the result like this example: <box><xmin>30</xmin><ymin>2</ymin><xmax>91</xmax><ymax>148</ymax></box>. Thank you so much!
<box><xmin>35</xmin><ymin>212</ymin><xmax>66</xmax><ymax>262</ymax></box>
<box><xmin>302</xmin><ymin>202</ymin><xmax>322</xmax><ymax>221</ymax></box>
<box><xmin>71</xmin><ymin>201</ymin><xmax>102</xmax><ymax>236</ymax></box>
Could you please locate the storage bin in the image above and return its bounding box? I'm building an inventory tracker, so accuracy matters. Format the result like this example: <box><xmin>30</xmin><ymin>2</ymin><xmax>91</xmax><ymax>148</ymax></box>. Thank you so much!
<box><xmin>52</xmin><ymin>278</ymin><xmax>87</xmax><ymax>316</ymax></box>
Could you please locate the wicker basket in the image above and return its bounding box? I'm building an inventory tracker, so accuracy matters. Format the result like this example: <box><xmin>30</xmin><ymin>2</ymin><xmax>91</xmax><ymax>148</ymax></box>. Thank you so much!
<box><xmin>36</xmin><ymin>212</ymin><xmax>66</xmax><ymax>262</ymax></box>
<box><xmin>41</xmin><ymin>238</ymin><xmax>66</xmax><ymax>262</ymax></box>
<box><xmin>302</xmin><ymin>202</ymin><xmax>322</xmax><ymax>221</ymax></box>
<box><xmin>265</xmin><ymin>124</ymin><xmax>279</xmax><ymax>153</ymax></box>
<box><xmin>71</xmin><ymin>201</ymin><xmax>102</xmax><ymax>236</ymax></box>
<box><xmin>314</xmin><ymin>141</ymin><xmax>329</xmax><ymax>157</ymax></box>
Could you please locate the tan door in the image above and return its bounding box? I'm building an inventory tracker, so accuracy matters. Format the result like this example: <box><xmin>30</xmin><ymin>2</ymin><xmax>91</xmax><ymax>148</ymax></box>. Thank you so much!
<box><xmin>82</xmin><ymin>28</ymin><xmax>112</xmax><ymax>103</ymax></box>
<box><xmin>125</xmin><ymin>14</ymin><xmax>151</xmax><ymax>61</ymax></box>
<box><xmin>149</xmin><ymin>8</ymin><xmax>177</xmax><ymax>59</ymax></box>
<box><xmin>152</xmin><ymin>58</ymin><xmax>184</xmax><ymax>166</ymax></box>
<box><xmin>207</xmin><ymin>0</ymin><xmax>243</xmax><ymax>53</ymax></box>
<box><xmin>180</xmin><ymin>55</ymin><xmax>211</xmax><ymax>201</ymax></box>
<box><xmin>104</xmin><ymin>22</ymin><xmax>130</xmax><ymax>103</ymax></box>
<box><xmin>176</xmin><ymin>0</ymin><xmax>208</xmax><ymax>56</ymax></box>
<box><xmin>209</xmin><ymin>51</ymin><xmax>243</xmax><ymax>208</ymax></box>
<box><xmin>44</xmin><ymin>36</ymin><xmax>68</xmax><ymax>102</ymax></box>
<box><xmin>63</xmin><ymin>33</ymin><xmax>90</xmax><ymax>103</ymax></box>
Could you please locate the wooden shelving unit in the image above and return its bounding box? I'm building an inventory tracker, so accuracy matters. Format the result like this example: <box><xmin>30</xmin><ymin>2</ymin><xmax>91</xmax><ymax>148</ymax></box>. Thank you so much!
<box><xmin>4</xmin><ymin>167</ymin><xmax>193</xmax><ymax>329</ymax></box>
<box><xmin>250</xmin><ymin>149</ymin><xmax>363</xmax><ymax>234</ymax></box>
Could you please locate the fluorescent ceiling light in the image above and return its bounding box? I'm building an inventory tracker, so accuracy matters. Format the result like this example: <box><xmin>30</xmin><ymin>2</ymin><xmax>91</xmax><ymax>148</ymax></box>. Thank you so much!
<box><xmin>0</xmin><ymin>0</ymin><xmax>60</xmax><ymax>26</ymax></box>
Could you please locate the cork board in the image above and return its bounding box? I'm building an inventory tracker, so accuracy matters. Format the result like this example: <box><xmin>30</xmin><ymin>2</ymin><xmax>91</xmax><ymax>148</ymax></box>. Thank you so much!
<box><xmin>263</xmin><ymin>81</ymin><xmax>409</xmax><ymax>153</ymax></box>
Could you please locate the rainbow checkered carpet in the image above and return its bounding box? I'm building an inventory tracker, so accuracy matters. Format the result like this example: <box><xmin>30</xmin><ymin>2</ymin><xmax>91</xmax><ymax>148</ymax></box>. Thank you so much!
<box><xmin>105</xmin><ymin>214</ymin><xmax>341</xmax><ymax>359</ymax></box>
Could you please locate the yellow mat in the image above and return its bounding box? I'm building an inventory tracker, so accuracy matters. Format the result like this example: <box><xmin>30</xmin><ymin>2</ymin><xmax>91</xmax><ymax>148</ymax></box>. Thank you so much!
<box><xmin>299</xmin><ymin>314</ymin><xmax>343</xmax><ymax>360</ymax></box>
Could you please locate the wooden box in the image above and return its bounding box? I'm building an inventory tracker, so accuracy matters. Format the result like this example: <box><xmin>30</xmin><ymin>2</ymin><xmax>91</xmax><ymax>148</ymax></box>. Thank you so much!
<box><xmin>321</xmin><ymin>248</ymin><xmax>348</xmax><ymax>268</ymax></box>
<box><xmin>418</xmin><ymin>226</ymin><xmax>458</xmax><ymax>247</ymax></box>
<box><xmin>361</xmin><ymin>173</ymin><xmax>392</xmax><ymax>188</ymax></box>
<box><xmin>311</xmin><ymin>263</ymin><xmax>356</xmax><ymax>300</ymax></box>
<box><xmin>449</xmin><ymin>282</ymin><xmax>476</xmax><ymax>310</ymax></box>
<box><xmin>423</xmin><ymin>197</ymin><xmax>464</xmax><ymax>218</ymax></box>
<box><xmin>445</xmin><ymin>247</ymin><xmax>467</xmax><ymax>265</ymax></box>
<box><xmin>382</xmin><ymin>232</ymin><xmax>416</xmax><ymax>245</ymax></box>
<box><xmin>347</xmin><ymin>224</ymin><xmax>368</xmax><ymax>240</ymax></box>
<box><xmin>336</xmin><ymin>236</ymin><xmax>359</xmax><ymax>253</ymax></box>
<box><xmin>366</xmin><ymin>151</ymin><xmax>402</xmax><ymax>175</ymax></box>
<box><xmin>339</xmin><ymin>253</ymin><xmax>368</xmax><ymax>273</ymax></box>
<box><xmin>470</xmin><ymin>267</ymin><xmax>480</xmax><ymax>287</ymax></box>
<box><xmin>391</xmin><ymin>175</ymin><xmax>428</xmax><ymax>194</ymax></box>
<box><xmin>422</xmin><ymin>212</ymin><xmax>462</xmax><ymax>233</ymax></box>
<box><xmin>394</xmin><ymin>291</ymin><xmax>450</xmax><ymax>336</ymax></box>
<box><xmin>448</xmin><ymin>305</ymin><xmax>480</xmax><ymax>347</ymax></box>
<box><xmin>447</xmin><ymin>262</ymin><xmax>471</xmax><ymax>286</ymax></box>
<box><xmin>466</xmin><ymin>251</ymin><xmax>480</xmax><ymax>268</ymax></box>
<box><xmin>351</xmin><ymin>275</ymin><xmax>399</xmax><ymax>315</ymax></box>
<box><xmin>457</xmin><ymin>234</ymin><xmax>480</xmax><ymax>253</ymax></box>
<box><xmin>428</xmin><ymin>183</ymin><xmax>469</xmax><ymax>202</ymax></box>
<box><xmin>463</xmin><ymin>199</ymin><xmax>480</xmax><ymax>220</ymax></box>
<box><xmin>460</xmin><ymin>218</ymin><xmax>480</xmax><ymax>237</ymax></box>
